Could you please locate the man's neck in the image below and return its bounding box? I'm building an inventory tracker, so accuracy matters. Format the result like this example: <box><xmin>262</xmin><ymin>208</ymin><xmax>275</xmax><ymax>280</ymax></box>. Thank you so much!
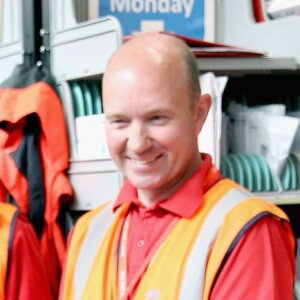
<box><xmin>137</xmin><ymin>156</ymin><xmax>203</xmax><ymax>208</ymax></box>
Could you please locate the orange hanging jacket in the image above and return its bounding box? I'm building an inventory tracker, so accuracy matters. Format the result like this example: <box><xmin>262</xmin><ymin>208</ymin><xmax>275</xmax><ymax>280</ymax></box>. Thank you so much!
<box><xmin>0</xmin><ymin>81</ymin><xmax>74</xmax><ymax>297</ymax></box>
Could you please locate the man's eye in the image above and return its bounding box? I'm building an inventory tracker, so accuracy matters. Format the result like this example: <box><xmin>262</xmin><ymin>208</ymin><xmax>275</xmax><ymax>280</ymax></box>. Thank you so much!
<box><xmin>109</xmin><ymin>119</ymin><xmax>131</xmax><ymax>130</ymax></box>
<box><xmin>109</xmin><ymin>118</ymin><xmax>128</xmax><ymax>124</ymax></box>
<box><xmin>150</xmin><ymin>115</ymin><xmax>168</xmax><ymax>124</ymax></box>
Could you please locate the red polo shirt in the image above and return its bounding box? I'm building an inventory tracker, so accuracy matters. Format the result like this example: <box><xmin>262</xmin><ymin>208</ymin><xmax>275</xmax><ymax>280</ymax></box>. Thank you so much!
<box><xmin>114</xmin><ymin>154</ymin><xmax>295</xmax><ymax>299</ymax></box>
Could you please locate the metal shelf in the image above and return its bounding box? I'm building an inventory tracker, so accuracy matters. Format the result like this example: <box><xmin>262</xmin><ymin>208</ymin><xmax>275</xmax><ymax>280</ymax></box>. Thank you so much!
<box><xmin>197</xmin><ymin>57</ymin><xmax>298</xmax><ymax>75</ymax></box>
<box><xmin>50</xmin><ymin>16</ymin><xmax>122</xmax><ymax>82</ymax></box>
<box><xmin>255</xmin><ymin>191</ymin><xmax>300</xmax><ymax>205</ymax></box>
<box><xmin>68</xmin><ymin>158</ymin><xmax>124</xmax><ymax>211</ymax></box>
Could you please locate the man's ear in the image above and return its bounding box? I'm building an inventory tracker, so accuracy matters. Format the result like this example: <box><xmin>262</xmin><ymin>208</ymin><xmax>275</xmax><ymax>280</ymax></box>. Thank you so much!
<box><xmin>195</xmin><ymin>94</ymin><xmax>212</xmax><ymax>134</ymax></box>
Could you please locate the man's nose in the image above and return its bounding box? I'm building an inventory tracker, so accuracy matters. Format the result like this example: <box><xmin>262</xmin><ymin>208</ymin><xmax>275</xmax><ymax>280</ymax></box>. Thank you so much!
<box><xmin>127</xmin><ymin>122</ymin><xmax>151</xmax><ymax>153</ymax></box>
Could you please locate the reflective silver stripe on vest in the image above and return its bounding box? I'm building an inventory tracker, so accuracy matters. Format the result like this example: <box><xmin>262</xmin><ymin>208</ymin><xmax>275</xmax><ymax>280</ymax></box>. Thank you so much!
<box><xmin>74</xmin><ymin>202</ymin><xmax>114</xmax><ymax>300</ymax></box>
<box><xmin>179</xmin><ymin>188</ymin><xmax>252</xmax><ymax>300</ymax></box>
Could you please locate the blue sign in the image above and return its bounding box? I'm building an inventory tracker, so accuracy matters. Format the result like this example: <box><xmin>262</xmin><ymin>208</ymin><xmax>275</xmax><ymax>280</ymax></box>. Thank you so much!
<box><xmin>100</xmin><ymin>0</ymin><xmax>205</xmax><ymax>39</ymax></box>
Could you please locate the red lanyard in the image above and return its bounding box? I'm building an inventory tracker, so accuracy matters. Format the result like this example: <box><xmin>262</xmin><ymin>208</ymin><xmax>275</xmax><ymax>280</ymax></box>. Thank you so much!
<box><xmin>118</xmin><ymin>214</ymin><xmax>131</xmax><ymax>299</ymax></box>
<box><xmin>117</xmin><ymin>214</ymin><xmax>179</xmax><ymax>300</ymax></box>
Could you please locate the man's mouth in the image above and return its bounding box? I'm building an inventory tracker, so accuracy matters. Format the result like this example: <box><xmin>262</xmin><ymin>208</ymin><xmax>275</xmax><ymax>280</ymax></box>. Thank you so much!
<box><xmin>129</xmin><ymin>156</ymin><xmax>160</xmax><ymax>165</ymax></box>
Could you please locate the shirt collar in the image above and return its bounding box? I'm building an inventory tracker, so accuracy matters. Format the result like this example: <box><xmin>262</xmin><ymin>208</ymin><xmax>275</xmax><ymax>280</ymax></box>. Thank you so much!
<box><xmin>113</xmin><ymin>153</ymin><xmax>220</xmax><ymax>219</ymax></box>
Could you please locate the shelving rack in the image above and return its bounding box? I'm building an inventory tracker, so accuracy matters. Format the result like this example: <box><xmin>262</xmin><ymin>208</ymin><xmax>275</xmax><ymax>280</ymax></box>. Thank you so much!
<box><xmin>215</xmin><ymin>0</ymin><xmax>300</xmax><ymax>67</ymax></box>
<box><xmin>0</xmin><ymin>0</ymin><xmax>36</xmax><ymax>83</ymax></box>
<box><xmin>197</xmin><ymin>57</ymin><xmax>298</xmax><ymax>75</ymax></box>
<box><xmin>45</xmin><ymin>0</ymin><xmax>124</xmax><ymax>211</ymax></box>
<box><xmin>50</xmin><ymin>7</ymin><xmax>300</xmax><ymax>209</ymax></box>
<box><xmin>2</xmin><ymin>0</ymin><xmax>299</xmax><ymax>213</ymax></box>
<box><xmin>194</xmin><ymin>50</ymin><xmax>300</xmax><ymax>207</ymax></box>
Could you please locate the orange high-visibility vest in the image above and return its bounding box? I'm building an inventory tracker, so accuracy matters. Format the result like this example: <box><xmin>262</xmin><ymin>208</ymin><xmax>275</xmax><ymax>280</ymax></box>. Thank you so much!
<box><xmin>60</xmin><ymin>179</ymin><xmax>294</xmax><ymax>300</ymax></box>
<box><xmin>0</xmin><ymin>203</ymin><xmax>18</xmax><ymax>299</ymax></box>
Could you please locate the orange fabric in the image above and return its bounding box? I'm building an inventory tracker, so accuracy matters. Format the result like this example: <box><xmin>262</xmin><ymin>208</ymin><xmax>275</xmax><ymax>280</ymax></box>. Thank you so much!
<box><xmin>0</xmin><ymin>203</ymin><xmax>17</xmax><ymax>299</ymax></box>
<box><xmin>60</xmin><ymin>178</ymin><xmax>294</xmax><ymax>299</ymax></box>
<box><xmin>59</xmin><ymin>202</ymin><xmax>119</xmax><ymax>300</ymax></box>
<box><xmin>131</xmin><ymin>181</ymin><xmax>229</xmax><ymax>299</ymax></box>
<box><xmin>0</xmin><ymin>82</ymin><xmax>74</xmax><ymax>297</ymax></box>
<box><xmin>79</xmin><ymin>203</ymin><xmax>129</xmax><ymax>300</ymax></box>
<box><xmin>203</xmin><ymin>180</ymin><xmax>295</xmax><ymax>299</ymax></box>
<box><xmin>124</xmin><ymin>160</ymin><xmax>222</xmax><ymax>295</ymax></box>
<box><xmin>0</xmin><ymin>82</ymin><xmax>69</xmax><ymax>169</ymax></box>
<box><xmin>132</xmin><ymin>180</ymin><xmax>291</xmax><ymax>300</ymax></box>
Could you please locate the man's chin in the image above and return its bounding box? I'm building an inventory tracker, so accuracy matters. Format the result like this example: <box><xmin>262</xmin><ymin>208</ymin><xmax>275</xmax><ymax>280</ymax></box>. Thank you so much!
<box><xmin>127</xmin><ymin>176</ymin><xmax>160</xmax><ymax>190</ymax></box>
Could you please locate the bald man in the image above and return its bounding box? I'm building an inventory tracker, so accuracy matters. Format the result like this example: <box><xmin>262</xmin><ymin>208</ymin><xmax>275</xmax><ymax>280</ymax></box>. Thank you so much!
<box><xmin>59</xmin><ymin>32</ymin><xmax>295</xmax><ymax>300</ymax></box>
